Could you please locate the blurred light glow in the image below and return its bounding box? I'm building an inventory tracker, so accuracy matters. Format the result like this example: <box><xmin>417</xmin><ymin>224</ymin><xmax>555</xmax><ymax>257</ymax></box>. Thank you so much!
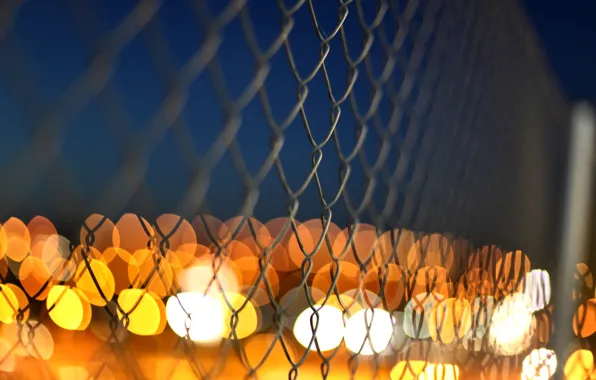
<box><xmin>428</xmin><ymin>298</ymin><xmax>472</xmax><ymax>344</ymax></box>
<box><xmin>389</xmin><ymin>360</ymin><xmax>427</xmax><ymax>380</ymax></box>
<box><xmin>58</xmin><ymin>366</ymin><xmax>88</xmax><ymax>380</ymax></box>
<box><xmin>522</xmin><ymin>348</ymin><xmax>557</xmax><ymax>380</ymax></box>
<box><xmin>279</xmin><ymin>286</ymin><xmax>325</xmax><ymax>331</ymax></box>
<box><xmin>418</xmin><ymin>363</ymin><xmax>460</xmax><ymax>380</ymax></box>
<box><xmin>102</xmin><ymin>247</ymin><xmax>137</xmax><ymax>295</ymax></box>
<box><xmin>19</xmin><ymin>256</ymin><xmax>53</xmax><ymax>300</ymax></box>
<box><xmin>46</xmin><ymin>285</ymin><xmax>91</xmax><ymax>331</ymax></box>
<box><xmin>293</xmin><ymin>305</ymin><xmax>345</xmax><ymax>352</ymax></box>
<box><xmin>564</xmin><ymin>349</ymin><xmax>593</xmax><ymax>379</ymax></box>
<box><xmin>234</xmin><ymin>256</ymin><xmax>279</xmax><ymax>304</ymax></box>
<box><xmin>0</xmin><ymin>338</ymin><xmax>15</xmax><ymax>372</ymax></box>
<box><xmin>217</xmin><ymin>292</ymin><xmax>258</xmax><ymax>340</ymax></box>
<box><xmin>520</xmin><ymin>269</ymin><xmax>551</xmax><ymax>312</ymax></box>
<box><xmin>373</xmin><ymin>228</ymin><xmax>416</xmax><ymax>271</ymax></box>
<box><xmin>6</xmin><ymin>284</ymin><xmax>28</xmax><ymax>323</ymax></box>
<box><xmin>344</xmin><ymin>308</ymin><xmax>392</xmax><ymax>355</ymax></box>
<box><xmin>362</xmin><ymin>263</ymin><xmax>406</xmax><ymax>311</ymax></box>
<box><xmin>112</xmin><ymin>214</ymin><xmax>154</xmax><ymax>254</ymax></box>
<box><xmin>165</xmin><ymin>292</ymin><xmax>223</xmax><ymax>344</ymax></box>
<box><xmin>117</xmin><ymin>289</ymin><xmax>166</xmax><ymax>336</ymax></box>
<box><xmin>155</xmin><ymin>214</ymin><xmax>197</xmax><ymax>268</ymax></box>
<box><xmin>129</xmin><ymin>249</ymin><xmax>174</xmax><ymax>298</ymax></box>
<box><xmin>1</xmin><ymin>218</ymin><xmax>31</xmax><ymax>262</ymax></box>
<box><xmin>80</xmin><ymin>214</ymin><xmax>116</xmax><ymax>253</ymax></box>
<box><xmin>74</xmin><ymin>259</ymin><xmax>115</xmax><ymax>307</ymax></box>
<box><xmin>19</xmin><ymin>320</ymin><xmax>54</xmax><ymax>360</ymax></box>
<box><xmin>573</xmin><ymin>298</ymin><xmax>596</xmax><ymax>338</ymax></box>
<box><xmin>0</xmin><ymin>284</ymin><xmax>18</xmax><ymax>324</ymax></box>
<box><xmin>489</xmin><ymin>293</ymin><xmax>535</xmax><ymax>355</ymax></box>
<box><xmin>178</xmin><ymin>256</ymin><xmax>240</xmax><ymax>296</ymax></box>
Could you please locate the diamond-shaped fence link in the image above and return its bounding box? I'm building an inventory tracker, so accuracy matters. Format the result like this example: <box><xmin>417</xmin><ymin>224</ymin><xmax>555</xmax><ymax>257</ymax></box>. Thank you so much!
<box><xmin>0</xmin><ymin>0</ymin><xmax>578</xmax><ymax>379</ymax></box>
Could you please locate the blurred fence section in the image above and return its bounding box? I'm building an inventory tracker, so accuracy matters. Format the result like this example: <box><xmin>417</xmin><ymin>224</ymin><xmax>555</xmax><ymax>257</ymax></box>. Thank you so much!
<box><xmin>0</xmin><ymin>0</ymin><xmax>573</xmax><ymax>379</ymax></box>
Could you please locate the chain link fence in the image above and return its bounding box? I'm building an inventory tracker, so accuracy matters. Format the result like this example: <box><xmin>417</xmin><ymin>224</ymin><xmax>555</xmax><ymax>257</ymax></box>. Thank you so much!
<box><xmin>0</xmin><ymin>0</ymin><xmax>576</xmax><ymax>379</ymax></box>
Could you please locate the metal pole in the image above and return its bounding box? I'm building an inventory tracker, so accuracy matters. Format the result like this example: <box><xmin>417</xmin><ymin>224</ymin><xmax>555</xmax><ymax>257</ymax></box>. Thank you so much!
<box><xmin>554</xmin><ymin>103</ymin><xmax>595</xmax><ymax>376</ymax></box>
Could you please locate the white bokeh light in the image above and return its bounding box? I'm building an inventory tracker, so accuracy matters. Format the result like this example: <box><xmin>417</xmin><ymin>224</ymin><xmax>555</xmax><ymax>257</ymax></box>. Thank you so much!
<box><xmin>166</xmin><ymin>292</ymin><xmax>224</xmax><ymax>344</ymax></box>
<box><xmin>489</xmin><ymin>293</ymin><xmax>535</xmax><ymax>355</ymax></box>
<box><xmin>522</xmin><ymin>348</ymin><xmax>557</xmax><ymax>379</ymax></box>
<box><xmin>344</xmin><ymin>308</ymin><xmax>393</xmax><ymax>355</ymax></box>
<box><xmin>293</xmin><ymin>305</ymin><xmax>345</xmax><ymax>352</ymax></box>
<box><xmin>521</xmin><ymin>269</ymin><xmax>551</xmax><ymax>312</ymax></box>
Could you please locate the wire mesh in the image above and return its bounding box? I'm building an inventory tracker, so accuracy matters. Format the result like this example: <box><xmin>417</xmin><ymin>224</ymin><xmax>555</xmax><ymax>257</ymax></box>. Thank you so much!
<box><xmin>0</xmin><ymin>0</ymin><xmax>578</xmax><ymax>379</ymax></box>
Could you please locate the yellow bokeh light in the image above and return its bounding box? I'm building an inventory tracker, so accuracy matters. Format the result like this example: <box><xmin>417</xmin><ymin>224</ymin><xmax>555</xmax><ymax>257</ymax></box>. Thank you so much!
<box><xmin>216</xmin><ymin>292</ymin><xmax>258</xmax><ymax>340</ymax></box>
<box><xmin>117</xmin><ymin>289</ymin><xmax>166</xmax><ymax>336</ymax></box>
<box><xmin>165</xmin><ymin>292</ymin><xmax>224</xmax><ymax>344</ymax></box>
<box><xmin>47</xmin><ymin>285</ymin><xmax>92</xmax><ymax>331</ymax></box>
<box><xmin>428</xmin><ymin>298</ymin><xmax>472</xmax><ymax>344</ymax></box>
<box><xmin>489</xmin><ymin>292</ymin><xmax>535</xmax><ymax>355</ymax></box>
<box><xmin>522</xmin><ymin>348</ymin><xmax>557</xmax><ymax>379</ymax></box>
<box><xmin>564</xmin><ymin>349</ymin><xmax>594</xmax><ymax>379</ymax></box>
<box><xmin>389</xmin><ymin>360</ymin><xmax>427</xmax><ymax>380</ymax></box>
<box><xmin>293</xmin><ymin>305</ymin><xmax>345</xmax><ymax>352</ymax></box>
<box><xmin>0</xmin><ymin>284</ymin><xmax>18</xmax><ymax>324</ymax></box>
<box><xmin>344</xmin><ymin>308</ymin><xmax>393</xmax><ymax>355</ymax></box>
<box><xmin>58</xmin><ymin>366</ymin><xmax>89</xmax><ymax>380</ymax></box>
<box><xmin>74</xmin><ymin>259</ymin><xmax>116</xmax><ymax>306</ymax></box>
<box><xmin>6</xmin><ymin>284</ymin><xmax>29</xmax><ymax>323</ymax></box>
<box><xmin>417</xmin><ymin>364</ymin><xmax>460</xmax><ymax>380</ymax></box>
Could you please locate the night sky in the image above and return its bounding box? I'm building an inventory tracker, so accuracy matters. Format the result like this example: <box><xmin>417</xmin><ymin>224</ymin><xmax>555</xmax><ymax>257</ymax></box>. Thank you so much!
<box><xmin>521</xmin><ymin>0</ymin><xmax>596</xmax><ymax>103</ymax></box>
<box><xmin>0</xmin><ymin>0</ymin><xmax>591</xmax><ymax>241</ymax></box>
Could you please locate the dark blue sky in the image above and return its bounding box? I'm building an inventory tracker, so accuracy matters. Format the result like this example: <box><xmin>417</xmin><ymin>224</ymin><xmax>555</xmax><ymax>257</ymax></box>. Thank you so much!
<box><xmin>521</xmin><ymin>0</ymin><xmax>596</xmax><ymax>102</ymax></box>
<box><xmin>0</xmin><ymin>0</ymin><xmax>591</xmax><ymax>239</ymax></box>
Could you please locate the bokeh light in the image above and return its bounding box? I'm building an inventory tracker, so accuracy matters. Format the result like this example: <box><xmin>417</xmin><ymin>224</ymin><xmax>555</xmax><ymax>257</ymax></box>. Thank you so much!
<box><xmin>117</xmin><ymin>289</ymin><xmax>166</xmax><ymax>336</ymax></box>
<box><xmin>46</xmin><ymin>285</ymin><xmax>91</xmax><ymax>331</ymax></box>
<box><xmin>564</xmin><ymin>349</ymin><xmax>594</xmax><ymax>379</ymax></box>
<box><xmin>165</xmin><ymin>292</ymin><xmax>223</xmax><ymax>344</ymax></box>
<box><xmin>389</xmin><ymin>360</ymin><xmax>427</xmax><ymax>380</ymax></box>
<box><xmin>217</xmin><ymin>292</ymin><xmax>258</xmax><ymax>340</ymax></box>
<box><xmin>520</xmin><ymin>269</ymin><xmax>551</xmax><ymax>312</ymax></box>
<box><xmin>293</xmin><ymin>305</ymin><xmax>345</xmax><ymax>352</ymax></box>
<box><xmin>489</xmin><ymin>293</ymin><xmax>535</xmax><ymax>355</ymax></box>
<box><xmin>521</xmin><ymin>348</ymin><xmax>557</xmax><ymax>380</ymax></box>
<box><xmin>418</xmin><ymin>363</ymin><xmax>460</xmax><ymax>380</ymax></box>
<box><xmin>74</xmin><ymin>259</ymin><xmax>115</xmax><ymax>306</ymax></box>
<box><xmin>344</xmin><ymin>308</ymin><xmax>393</xmax><ymax>355</ymax></box>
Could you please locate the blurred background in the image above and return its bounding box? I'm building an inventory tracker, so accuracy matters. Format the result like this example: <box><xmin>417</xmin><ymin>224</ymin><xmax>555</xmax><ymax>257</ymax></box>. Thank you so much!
<box><xmin>0</xmin><ymin>0</ymin><xmax>579</xmax><ymax>264</ymax></box>
<box><xmin>0</xmin><ymin>1</ymin><xmax>594</xmax><ymax>378</ymax></box>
